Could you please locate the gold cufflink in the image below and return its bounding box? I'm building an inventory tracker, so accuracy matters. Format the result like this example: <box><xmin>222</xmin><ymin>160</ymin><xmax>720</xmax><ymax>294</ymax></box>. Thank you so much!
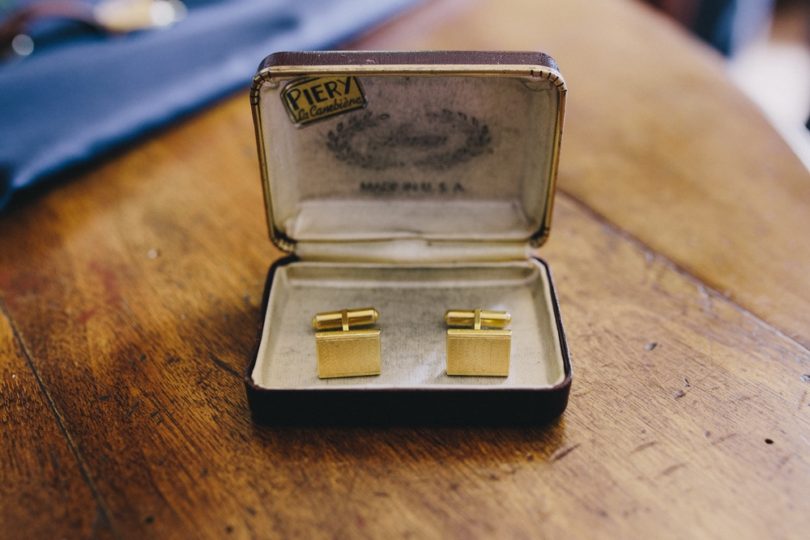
<box><xmin>312</xmin><ymin>307</ymin><xmax>381</xmax><ymax>379</ymax></box>
<box><xmin>445</xmin><ymin>309</ymin><xmax>511</xmax><ymax>377</ymax></box>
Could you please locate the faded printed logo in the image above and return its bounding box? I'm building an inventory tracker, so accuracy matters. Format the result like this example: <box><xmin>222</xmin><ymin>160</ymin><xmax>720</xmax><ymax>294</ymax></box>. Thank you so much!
<box><xmin>325</xmin><ymin>109</ymin><xmax>492</xmax><ymax>171</ymax></box>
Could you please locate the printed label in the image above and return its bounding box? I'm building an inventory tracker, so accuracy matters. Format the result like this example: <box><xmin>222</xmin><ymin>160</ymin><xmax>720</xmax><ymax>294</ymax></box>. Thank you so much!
<box><xmin>359</xmin><ymin>181</ymin><xmax>466</xmax><ymax>195</ymax></box>
<box><xmin>281</xmin><ymin>76</ymin><xmax>367</xmax><ymax>126</ymax></box>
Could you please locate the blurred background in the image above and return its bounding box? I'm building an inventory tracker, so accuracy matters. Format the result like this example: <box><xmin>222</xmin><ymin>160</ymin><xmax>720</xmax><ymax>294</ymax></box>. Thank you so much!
<box><xmin>648</xmin><ymin>0</ymin><xmax>810</xmax><ymax>167</ymax></box>
<box><xmin>0</xmin><ymin>0</ymin><xmax>808</xmax><ymax>210</ymax></box>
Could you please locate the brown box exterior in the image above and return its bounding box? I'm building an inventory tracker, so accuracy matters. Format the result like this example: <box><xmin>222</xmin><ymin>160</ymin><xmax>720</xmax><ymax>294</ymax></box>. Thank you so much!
<box><xmin>245</xmin><ymin>256</ymin><xmax>572</xmax><ymax>425</ymax></box>
<box><xmin>245</xmin><ymin>51</ymin><xmax>571</xmax><ymax>425</ymax></box>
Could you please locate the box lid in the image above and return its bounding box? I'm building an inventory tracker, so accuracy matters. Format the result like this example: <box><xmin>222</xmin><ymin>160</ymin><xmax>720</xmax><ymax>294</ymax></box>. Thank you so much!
<box><xmin>250</xmin><ymin>51</ymin><xmax>566</xmax><ymax>261</ymax></box>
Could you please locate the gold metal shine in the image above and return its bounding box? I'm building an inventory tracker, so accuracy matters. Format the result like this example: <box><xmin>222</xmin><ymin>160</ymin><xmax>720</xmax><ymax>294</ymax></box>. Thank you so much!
<box><xmin>312</xmin><ymin>308</ymin><xmax>381</xmax><ymax>379</ymax></box>
<box><xmin>312</xmin><ymin>307</ymin><xmax>379</xmax><ymax>331</ymax></box>
<box><xmin>445</xmin><ymin>309</ymin><xmax>512</xmax><ymax>377</ymax></box>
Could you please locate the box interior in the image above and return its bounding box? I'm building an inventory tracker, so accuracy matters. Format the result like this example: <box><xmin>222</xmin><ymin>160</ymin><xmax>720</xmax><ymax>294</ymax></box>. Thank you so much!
<box><xmin>257</xmin><ymin>73</ymin><xmax>562</xmax><ymax>246</ymax></box>
<box><xmin>251</xmin><ymin>259</ymin><xmax>566</xmax><ymax>390</ymax></box>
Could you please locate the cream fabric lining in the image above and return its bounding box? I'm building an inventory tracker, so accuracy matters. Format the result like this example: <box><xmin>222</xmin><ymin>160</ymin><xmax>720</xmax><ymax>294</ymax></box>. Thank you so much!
<box><xmin>294</xmin><ymin>239</ymin><xmax>531</xmax><ymax>264</ymax></box>
<box><xmin>287</xmin><ymin>199</ymin><xmax>534</xmax><ymax>241</ymax></box>
<box><xmin>251</xmin><ymin>260</ymin><xmax>566</xmax><ymax>389</ymax></box>
<box><xmin>259</xmin><ymin>75</ymin><xmax>558</xmax><ymax>243</ymax></box>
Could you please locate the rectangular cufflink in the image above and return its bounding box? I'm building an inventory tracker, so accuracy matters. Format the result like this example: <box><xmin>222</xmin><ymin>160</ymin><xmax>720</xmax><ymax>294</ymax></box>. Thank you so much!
<box><xmin>445</xmin><ymin>309</ymin><xmax>511</xmax><ymax>377</ymax></box>
<box><xmin>315</xmin><ymin>328</ymin><xmax>381</xmax><ymax>378</ymax></box>
<box><xmin>313</xmin><ymin>308</ymin><xmax>381</xmax><ymax>379</ymax></box>
<box><xmin>446</xmin><ymin>328</ymin><xmax>511</xmax><ymax>376</ymax></box>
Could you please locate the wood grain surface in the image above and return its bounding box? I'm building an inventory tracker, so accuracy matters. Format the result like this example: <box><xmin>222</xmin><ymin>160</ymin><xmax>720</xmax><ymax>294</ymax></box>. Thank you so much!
<box><xmin>1</xmin><ymin>0</ymin><xmax>808</xmax><ymax>538</ymax></box>
<box><xmin>0</xmin><ymin>307</ymin><xmax>113</xmax><ymax>539</ymax></box>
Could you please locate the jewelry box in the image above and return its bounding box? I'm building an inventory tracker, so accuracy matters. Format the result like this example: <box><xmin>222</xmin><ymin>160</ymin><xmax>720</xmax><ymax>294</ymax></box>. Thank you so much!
<box><xmin>245</xmin><ymin>51</ymin><xmax>571</xmax><ymax>424</ymax></box>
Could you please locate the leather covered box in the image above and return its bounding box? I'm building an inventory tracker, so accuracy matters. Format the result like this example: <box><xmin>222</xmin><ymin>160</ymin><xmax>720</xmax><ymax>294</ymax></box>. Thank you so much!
<box><xmin>245</xmin><ymin>51</ymin><xmax>571</xmax><ymax>424</ymax></box>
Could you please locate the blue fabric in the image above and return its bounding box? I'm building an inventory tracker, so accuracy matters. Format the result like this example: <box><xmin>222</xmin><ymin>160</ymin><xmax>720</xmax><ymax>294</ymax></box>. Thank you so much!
<box><xmin>0</xmin><ymin>0</ymin><xmax>417</xmax><ymax>209</ymax></box>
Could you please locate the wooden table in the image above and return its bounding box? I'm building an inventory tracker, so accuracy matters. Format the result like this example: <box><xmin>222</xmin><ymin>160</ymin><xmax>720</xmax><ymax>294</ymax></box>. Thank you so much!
<box><xmin>2</xmin><ymin>0</ymin><xmax>809</xmax><ymax>538</ymax></box>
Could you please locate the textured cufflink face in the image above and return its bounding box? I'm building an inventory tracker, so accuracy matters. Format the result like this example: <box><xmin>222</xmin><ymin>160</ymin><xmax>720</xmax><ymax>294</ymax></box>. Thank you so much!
<box><xmin>445</xmin><ymin>309</ymin><xmax>511</xmax><ymax>377</ymax></box>
<box><xmin>313</xmin><ymin>308</ymin><xmax>381</xmax><ymax>379</ymax></box>
<box><xmin>316</xmin><ymin>328</ymin><xmax>381</xmax><ymax>378</ymax></box>
<box><xmin>446</xmin><ymin>328</ymin><xmax>511</xmax><ymax>376</ymax></box>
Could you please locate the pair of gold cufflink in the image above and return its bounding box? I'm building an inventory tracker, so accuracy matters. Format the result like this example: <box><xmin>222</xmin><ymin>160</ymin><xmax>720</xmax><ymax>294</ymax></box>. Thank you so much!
<box><xmin>312</xmin><ymin>307</ymin><xmax>512</xmax><ymax>379</ymax></box>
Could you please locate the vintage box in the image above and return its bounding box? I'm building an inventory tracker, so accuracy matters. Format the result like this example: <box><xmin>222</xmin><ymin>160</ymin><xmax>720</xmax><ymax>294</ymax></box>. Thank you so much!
<box><xmin>245</xmin><ymin>51</ymin><xmax>571</xmax><ymax>424</ymax></box>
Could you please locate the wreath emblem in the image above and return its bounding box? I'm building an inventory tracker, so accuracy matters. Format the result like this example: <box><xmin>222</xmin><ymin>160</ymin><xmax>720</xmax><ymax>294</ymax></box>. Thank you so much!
<box><xmin>326</xmin><ymin>109</ymin><xmax>491</xmax><ymax>171</ymax></box>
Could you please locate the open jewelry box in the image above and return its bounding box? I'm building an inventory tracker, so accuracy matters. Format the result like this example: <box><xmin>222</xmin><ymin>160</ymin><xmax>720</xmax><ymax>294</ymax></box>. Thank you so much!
<box><xmin>245</xmin><ymin>51</ymin><xmax>571</xmax><ymax>424</ymax></box>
